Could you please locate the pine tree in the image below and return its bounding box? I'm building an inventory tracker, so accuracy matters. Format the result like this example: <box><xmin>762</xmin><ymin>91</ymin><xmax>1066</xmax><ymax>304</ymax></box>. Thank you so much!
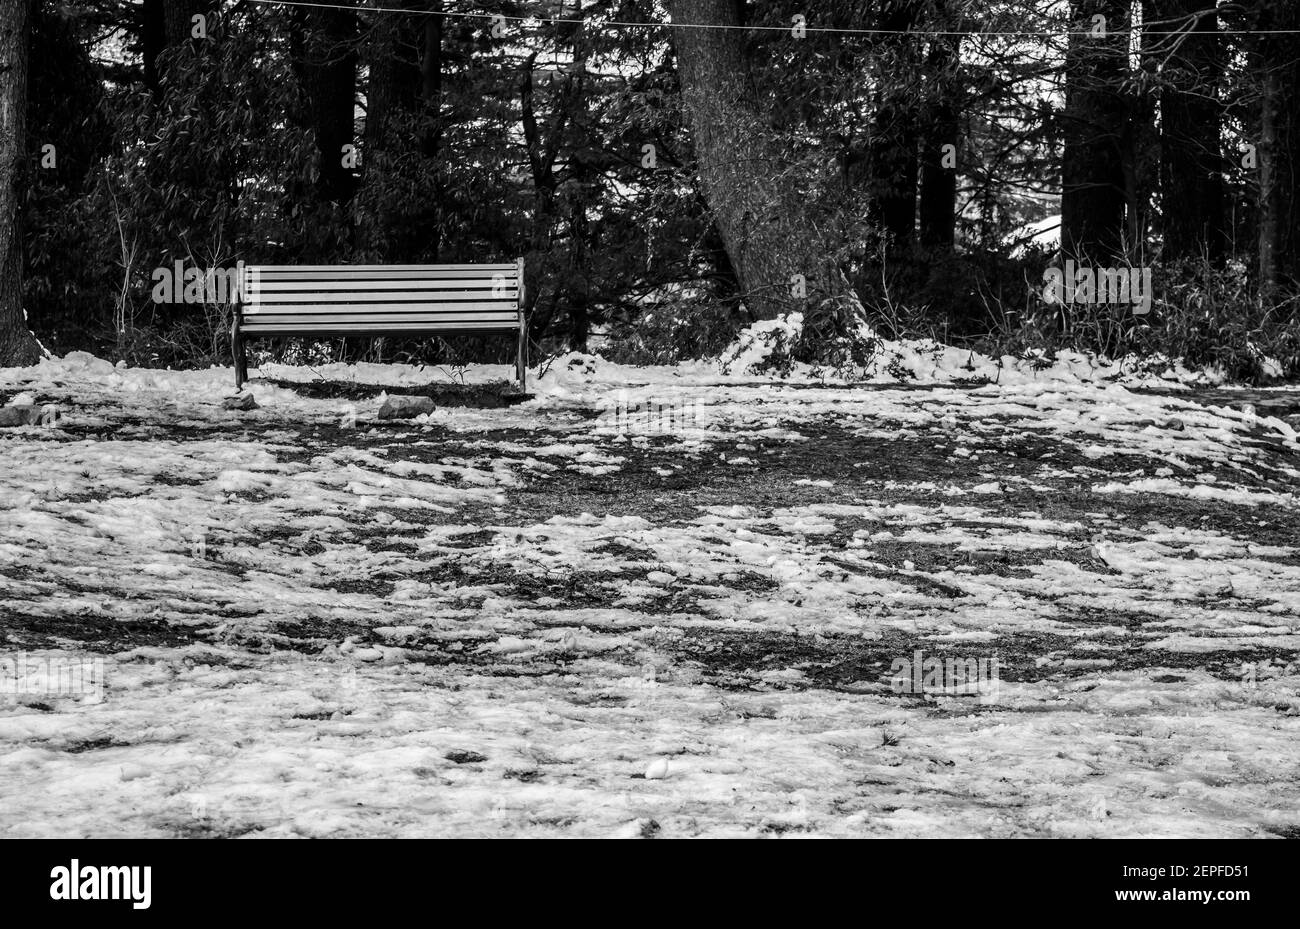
<box><xmin>0</xmin><ymin>0</ymin><xmax>41</xmax><ymax>366</ymax></box>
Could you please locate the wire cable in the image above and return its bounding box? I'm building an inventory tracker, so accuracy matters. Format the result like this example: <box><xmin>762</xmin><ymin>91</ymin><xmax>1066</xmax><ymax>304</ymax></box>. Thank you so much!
<box><xmin>243</xmin><ymin>0</ymin><xmax>1300</xmax><ymax>37</ymax></box>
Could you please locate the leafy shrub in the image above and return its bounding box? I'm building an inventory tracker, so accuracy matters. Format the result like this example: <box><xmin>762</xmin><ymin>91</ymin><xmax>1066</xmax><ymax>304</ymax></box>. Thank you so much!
<box><xmin>980</xmin><ymin>256</ymin><xmax>1300</xmax><ymax>383</ymax></box>
<box><xmin>603</xmin><ymin>293</ymin><xmax>745</xmax><ymax>365</ymax></box>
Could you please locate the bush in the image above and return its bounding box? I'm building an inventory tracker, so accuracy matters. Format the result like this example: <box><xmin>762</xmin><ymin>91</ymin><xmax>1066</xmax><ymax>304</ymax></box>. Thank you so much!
<box><xmin>602</xmin><ymin>294</ymin><xmax>746</xmax><ymax>365</ymax></box>
<box><xmin>978</xmin><ymin>256</ymin><xmax>1300</xmax><ymax>383</ymax></box>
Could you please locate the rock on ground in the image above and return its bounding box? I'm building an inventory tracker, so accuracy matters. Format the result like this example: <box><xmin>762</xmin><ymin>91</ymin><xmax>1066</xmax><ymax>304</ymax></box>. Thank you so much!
<box><xmin>378</xmin><ymin>395</ymin><xmax>437</xmax><ymax>419</ymax></box>
<box><xmin>0</xmin><ymin>404</ymin><xmax>39</xmax><ymax>427</ymax></box>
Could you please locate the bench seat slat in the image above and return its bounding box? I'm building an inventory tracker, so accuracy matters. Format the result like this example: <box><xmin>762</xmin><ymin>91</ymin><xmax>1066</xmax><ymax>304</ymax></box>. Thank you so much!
<box><xmin>246</xmin><ymin>263</ymin><xmax>519</xmax><ymax>271</ymax></box>
<box><xmin>248</xmin><ymin>281</ymin><xmax>517</xmax><ymax>293</ymax></box>
<box><xmin>247</xmin><ymin>269</ymin><xmax>518</xmax><ymax>282</ymax></box>
<box><xmin>242</xmin><ymin>321</ymin><xmax>517</xmax><ymax>333</ymax></box>
<box><xmin>241</xmin><ymin>315</ymin><xmax>514</xmax><ymax>327</ymax></box>
<box><xmin>244</xmin><ymin>301</ymin><xmax>519</xmax><ymax>314</ymax></box>
<box><xmin>246</xmin><ymin>281</ymin><xmax>514</xmax><ymax>291</ymax></box>
<box><xmin>247</xmin><ymin>294</ymin><xmax>517</xmax><ymax>306</ymax></box>
<box><xmin>246</xmin><ymin>313</ymin><xmax>517</xmax><ymax>323</ymax></box>
<box><xmin>248</xmin><ymin>276</ymin><xmax>514</xmax><ymax>285</ymax></box>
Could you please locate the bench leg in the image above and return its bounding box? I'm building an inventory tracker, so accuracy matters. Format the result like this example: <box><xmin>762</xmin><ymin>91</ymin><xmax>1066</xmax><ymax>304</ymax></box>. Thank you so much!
<box><xmin>232</xmin><ymin>317</ymin><xmax>248</xmax><ymax>389</ymax></box>
<box><xmin>516</xmin><ymin>319</ymin><xmax>528</xmax><ymax>392</ymax></box>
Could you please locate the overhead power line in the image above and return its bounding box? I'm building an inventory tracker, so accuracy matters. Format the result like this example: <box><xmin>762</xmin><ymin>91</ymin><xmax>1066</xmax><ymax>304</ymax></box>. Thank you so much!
<box><xmin>244</xmin><ymin>0</ymin><xmax>1300</xmax><ymax>37</ymax></box>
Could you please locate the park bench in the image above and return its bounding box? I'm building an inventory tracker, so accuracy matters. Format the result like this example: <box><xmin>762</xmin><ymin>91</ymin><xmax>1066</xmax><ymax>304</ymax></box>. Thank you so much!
<box><xmin>232</xmin><ymin>259</ymin><xmax>527</xmax><ymax>390</ymax></box>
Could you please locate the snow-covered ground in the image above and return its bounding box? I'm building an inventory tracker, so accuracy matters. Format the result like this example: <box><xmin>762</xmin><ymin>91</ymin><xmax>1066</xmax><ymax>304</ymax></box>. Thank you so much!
<box><xmin>2</xmin><ymin>347</ymin><xmax>1299</xmax><ymax>837</ymax></box>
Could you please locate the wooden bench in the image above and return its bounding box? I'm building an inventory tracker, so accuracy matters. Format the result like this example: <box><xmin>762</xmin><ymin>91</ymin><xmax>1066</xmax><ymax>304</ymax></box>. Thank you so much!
<box><xmin>232</xmin><ymin>259</ymin><xmax>527</xmax><ymax>390</ymax></box>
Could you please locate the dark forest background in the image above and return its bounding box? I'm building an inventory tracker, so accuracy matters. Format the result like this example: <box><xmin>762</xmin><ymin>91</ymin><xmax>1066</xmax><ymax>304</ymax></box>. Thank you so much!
<box><xmin>2</xmin><ymin>0</ymin><xmax>1300</xmax><ymax>381</ymax></box>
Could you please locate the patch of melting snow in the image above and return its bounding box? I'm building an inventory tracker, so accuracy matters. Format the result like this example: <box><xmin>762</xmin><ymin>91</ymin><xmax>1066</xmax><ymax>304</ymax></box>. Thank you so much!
<box><xmin>1</xmin><ymin>353</ymin><xmax>1299</xmax><ymax>836</ymax></box>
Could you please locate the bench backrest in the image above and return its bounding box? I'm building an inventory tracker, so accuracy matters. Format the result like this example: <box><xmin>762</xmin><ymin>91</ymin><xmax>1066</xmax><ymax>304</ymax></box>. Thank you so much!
<box><xmin>238</xmin><ymin>262</ymin><xmax>524</xmax><ymax>335</ymax></box>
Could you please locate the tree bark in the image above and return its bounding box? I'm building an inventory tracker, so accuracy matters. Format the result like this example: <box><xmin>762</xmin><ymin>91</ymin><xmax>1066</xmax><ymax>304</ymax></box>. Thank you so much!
<box><xmin>364</xmin><ymin>9</ymin><xmax>420</xmax><ymax>151</ymax></box>
<box><xmin>1061</xmin><ymin>0</ymin><xmax>1131</xmax><ymax>262</ymax></box>
<box><xmin>1154</xmin><ymin>0</ymin><xmax>1226</xmax><ymax>262</ymax></box>
<box><xmin>419</xmin><ymin>3</ymin><xmax>443</xmax><ymax>258</ymax></box>
<box><xmin>360</xmin><ymin>6</ymin><xmax>421</xmax><ymax>259</ymax></box>
<box><xmin>297</xmin><ymin>2</ymin><xmax>358</xmax><ymax>205</ymax></box>
<box><xmin>163</xmin><ymin>0</ymin><xmax>210</xmax><ymax>46</ymax></box>
<box><xmin>869</xmin><ymin>1</ymin><xmax>922</xmax><ymax>256</ymax></box>
<box><xmin>919</xmin><ymin>28</ymin><xmax>960</xmax><ymax>252</ymax></box>
<box><xmin>668</xmin><ymin>0</ymin><xmax>839</xmax><ymax>319</ymax></box>
<box><xmin>1256</xmin><ymin>0</ymin><xmax>1300</xmax><ymax>291</ymax></box>
<box><xmin>421</xmin><ymin>11</ymin><xmax>442</xmax><ymax>107</ymax></box>
<box><xmin>0</xmin><ymin>0</ymin><xmax>40</xmax><ymax>366</ymax></box>
<box><xmin>141</xmin><ymin>0</ymin><xmax>166</xmax><ymax>94</ymax></box>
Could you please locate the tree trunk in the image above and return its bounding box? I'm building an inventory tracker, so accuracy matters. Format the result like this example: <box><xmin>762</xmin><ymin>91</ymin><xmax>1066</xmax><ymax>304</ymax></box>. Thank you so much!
<box><xmin>1155</xmin><ymin>0</ymin><xmax>1226</xmax><ymax>262</ymax></box>
<box><xmin>919</xmin><ymin>28</ymin><xmax>960</xmax><ymax>252</ymax></box>
<box><xmin>360</xmin><ymin>7</ymin><xmax>421</xmax><ymax>259</ymax></box>
<box><xmin>420</xmin><ymin>4</ymin><xmax>443</xmax><ymax>259</ymax></box>
<box><xmin>421</xmin><ymin>10</ymin><xmax>442</xmax><ymax>107</ymax></box>
<box><xmin>1061</xmin><ymin>0</ymin><xmax>1130</xmax><ymax>262</ymax></box>
<box><xmin>520</xmin><ymin>53</ymin><xmax>557</xmax><ymax>320</ymax></box>
<box><xmin>872</xmin><ymin>102</ymin><xmax>918</xmax><ymax>254</ymax></box>
<box><xmin>163</xmin><ymin>0</ymin><xmax>210</xmax><ymax>46</ymax></box>
<box><xmin>0</xmin><ymin>0</ymin><xmax>40</xmax><ymax>366</ymax></box>
<box><xmin>141</xmin><ymin>0</ymin><xmax>166</xmax><ymax>94</ymax></box>
<box><xmin>364</xmin><ymin>9</ymin><xmax>420</xmax><ymax>151</ymax></box>
<box><xmin>870</xmin><ymin>2</ymin><xmax>922</xmax><ymax>256</ymax></box>
<box><xmin>668</xmin><ymin>0</ymin><xmax>838</xmax><ymax>319</ymax></box>
<box><xmin>298</xmin><ymin>3</ymin><xmax>358</xmax><ymax>205</ymax></box>
<box><xmin>1256</xmin><ymin>1</ymin><xmax>1300</xmax><ymax>291</ymax></box>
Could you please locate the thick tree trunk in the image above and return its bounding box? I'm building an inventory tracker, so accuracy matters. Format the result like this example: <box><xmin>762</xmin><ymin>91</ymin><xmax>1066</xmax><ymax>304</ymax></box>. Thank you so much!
<box><xmin>141</xmin><ymin>0</ymin><xmax>166</xmax><ymax>94</ymax></box>
<box><xmin>360</xmin><ymin>8</ymin><xmax>421</xmax><ymax>259</ymax></box>
<box><xmin>364</xmin><ymin>10</ymin><xmax>420</xmax><ymax>151</ymax></box>
<box><xmin>1061</xmin><ymin>0</ymin><xmax>1130</xmax><ymax>262</ymax></box>
<box><xmin>870</xmin><ymin>2</ymin><xmax>922</xmax><ymax>256</ymax></box>
<box><xmin>872</xmin><ymin>101</ymin><xmax>918</xmax><ymax>254</ymax></box>
<box><xmin>919</xmin><ymin>29</ymin><xmax>960</xmax><ymax>252</ymax></box>
<box><xmin>669</xmin><ymin>0</ymin><xmax>838</xmax><ymax>319</ymax></box>
<box><xmin>1155</xmin><ymin>0</ymin><xmax>1226</xmax><ymax>262</ymax></box>
<box><xmin>519</xmin><ymin>54</ymin><xmax>558</xmax><ymax>323</ymax></box>
<box><xmin>421</xmin><ymin>11</ymin><xmax>442</xmax><ymax>107</ymax></box>
<box><xmin>0</xmin><ymin>0</ymin><xmax>40</xmax><ymax>366</ymax></box>
<box><xmin>298</xmin><ymin>3</ymin><xmax>358</xmax><ymax>205</ymax></box>
<box><xmin>1256</xmin><ymin>1</ymin><xmax>1300</xmax><ymax>291</ymax></box>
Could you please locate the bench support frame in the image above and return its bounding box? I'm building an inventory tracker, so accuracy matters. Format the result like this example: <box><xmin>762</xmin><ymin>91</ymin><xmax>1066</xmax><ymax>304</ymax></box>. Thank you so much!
<box><xmin>232</xmin><ymin>312</ymin><xmax>249</xmax><ymax>389</ymax></box>
<box><xmin>515</xmin><ymin>256</ymin><xmax>528</xmax><ymax>392</ymax></box>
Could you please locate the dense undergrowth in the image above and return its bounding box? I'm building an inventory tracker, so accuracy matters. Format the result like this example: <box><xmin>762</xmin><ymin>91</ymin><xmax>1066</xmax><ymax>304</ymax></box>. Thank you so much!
<box><xmin>28</xmin><ymin>253</ymin><xmax>1300</xmax><ymax>387</ymax></box>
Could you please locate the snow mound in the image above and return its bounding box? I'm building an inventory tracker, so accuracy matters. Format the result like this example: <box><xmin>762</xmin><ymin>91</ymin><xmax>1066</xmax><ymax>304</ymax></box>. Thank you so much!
<box><xmin>717</xmin><ymin>313</ymin><xmax>804</xmax><ymax>376</ymax></box>
<box><xmin>713</xmin><ymin>313</ymin><xmax>1224</xmax><ymax>387</ymax></box>
<box><xmin>58</xmin><ymin>351</ymin><xmax>117</xmax><ymax>376</ymax></box>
